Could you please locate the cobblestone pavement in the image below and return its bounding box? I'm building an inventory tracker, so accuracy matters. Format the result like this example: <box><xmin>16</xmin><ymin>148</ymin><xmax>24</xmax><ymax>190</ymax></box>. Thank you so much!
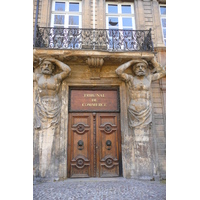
<box><xmin>33</xmin><ymin>178</ymin><xmax>166</xmax><ymax>200</ymax></box>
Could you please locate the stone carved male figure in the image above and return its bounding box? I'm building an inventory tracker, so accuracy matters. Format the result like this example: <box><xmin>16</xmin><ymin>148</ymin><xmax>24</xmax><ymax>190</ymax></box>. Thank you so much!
<box><xmin>116</xmin><ymin>57</ymin><xmax>166</xmax><ymax>129</ymax></box>
<box><xmin>33</xmin><ymin>57</ymin><xmax>71</xmax><ymax>129</ymax></box>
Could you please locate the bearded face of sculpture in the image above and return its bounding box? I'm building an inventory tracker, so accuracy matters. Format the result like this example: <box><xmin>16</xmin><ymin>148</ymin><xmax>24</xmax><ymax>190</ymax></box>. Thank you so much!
<box><xmin>40</xmin><ymin>61</ymin><xmax>55</xmax><ymax>75</ymax></box>
<box><xmin>133</xmin><ymin>63</ymin><xmax>147</xmax><ymax>76</ymax></box>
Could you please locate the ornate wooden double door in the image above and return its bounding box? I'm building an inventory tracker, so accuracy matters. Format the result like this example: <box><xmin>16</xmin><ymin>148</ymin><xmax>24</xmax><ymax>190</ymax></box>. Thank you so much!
<box><xmin>67</xmin><ymin>113</ymin><xmax>121</xmax><ymax>178</ymax></box>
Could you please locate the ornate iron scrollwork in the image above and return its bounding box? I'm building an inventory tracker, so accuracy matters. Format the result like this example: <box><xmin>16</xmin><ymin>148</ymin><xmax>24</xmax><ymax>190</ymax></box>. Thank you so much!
<box><xmin>34</xmin><ymin>27</ymin><xmax>154</xmax><ymax>51</ymax></box>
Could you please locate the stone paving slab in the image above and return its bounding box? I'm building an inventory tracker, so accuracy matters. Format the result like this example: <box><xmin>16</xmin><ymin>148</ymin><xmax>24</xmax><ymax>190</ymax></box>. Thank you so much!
<box><xmin>33</xmin><ymin>178</ymin><xmax>166</xmax><ymax>200</ymax></box>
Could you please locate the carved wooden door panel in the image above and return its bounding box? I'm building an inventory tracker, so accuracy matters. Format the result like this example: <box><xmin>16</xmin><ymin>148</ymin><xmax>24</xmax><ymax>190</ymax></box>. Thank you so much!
<box><xmin>68</xmin><ymin>112</ymin><xmax>121</xmax><ymax>178</ymax></box>
<box><xmin>96</xmin><ymin>113</ymin><xmax>121</xmax><ymax>177</ymax></box>
<box><xmin>68</xmin><ymin>113</ymin><xmax>94</xmax><ymax>178</ymax></box>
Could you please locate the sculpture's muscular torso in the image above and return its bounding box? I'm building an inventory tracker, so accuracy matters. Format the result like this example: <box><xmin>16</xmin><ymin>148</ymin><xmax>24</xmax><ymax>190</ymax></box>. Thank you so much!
<box><xmin>116</xmin><ymin>58</ymin><xmax>165</xmax><ymax>128</ymax></box>
<box><xmin>33</xmin><ymin>58</ymin><xmax>71</xmax><ymax>129</ymax></box>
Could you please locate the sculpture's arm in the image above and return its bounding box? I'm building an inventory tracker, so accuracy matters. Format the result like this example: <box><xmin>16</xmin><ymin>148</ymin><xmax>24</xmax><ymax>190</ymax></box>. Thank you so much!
<box><xmin>115</xmin><ymin>60</ymin><xmax>136</xmax><ymax>81</ymax></box>
<box><xmin>46</xmin><ymin>58</ymin><xmax>71</xmax><ymax>81</ymax></box>
<box><xmin>33</xmin><ymin>54</ymin><xmax>41</xmax><ymax>82</ymax></box>
<box><xmin>33</xmin><ymin>72</ymin><xmax>42</xmax><ymax>82</ymax></box>
<box><xmin>33</xmin><ymin>72</ymin><xmax>36</xmax><ymax>82</ymax></box>
<box><xmin>150</xmin><ymin>57</ymin><xmax>166</xmax><ymax>81</ymax></box>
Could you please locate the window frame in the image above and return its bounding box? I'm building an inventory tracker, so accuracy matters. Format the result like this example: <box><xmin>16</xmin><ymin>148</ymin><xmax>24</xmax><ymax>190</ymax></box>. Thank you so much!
<box><xmin>106</xmin><ymin>2</ymin><xmax>135</xmax><ymax>30</ymax></box>
<box><xmin>159</xmin><ymin>4</ymin><xmax>166</xmax><ymax>46</ymax></box>
<box><xmin>51</xmin><ymin>0</ymin><xmax>82</xmax><ymax>28</ymax></box>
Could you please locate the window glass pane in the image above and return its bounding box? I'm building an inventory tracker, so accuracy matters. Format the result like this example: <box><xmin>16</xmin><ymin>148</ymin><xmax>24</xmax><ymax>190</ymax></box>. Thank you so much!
<box><xmin>108</xmin><ymin>4</ymin><xmax>118</xmax><ymax>13</ymax></box>
<box><xmin>121</xmin><ymin>5</ymin><xmax>131</xmax><ymax>14</ymax></box>
<box><xmin>69</xmin><ymin>16</ymin><xmax>79</xmax><ymax>25</ymax></box>
<box><xmin>108</xmin><ymin>17</ymin><xmax>119</xmax><ymax>27</ymax></box>
<box><xmin>55</xmin><ymin>2</ymin><xmax>65</xmax><ymax>11</ymax></box>
<box><xmin>163</xmin><ymin>28</ymin><xmax>166</xmax><ymax>38</ymax></box>
<box><xmin>161</xmin><ymin>18</ymin><xmax>166</xmax><ymax>28</ymax></box>
<box><xmin>54</xmin><ymin>15</ymin><xmax>64</xmax><ymax>24</ymax></box>
<box><xmin>160</xmin><ymin>6</ymin><xmax>166</xmax><ymax>15</ymax></box>
<box><xmin>69</xmin><ymin>3</ymin><xmax>79</xmax><ymax>12</ymax></box>
<box><xmin>122</xmin><ymin>18</ymin><xmax>132</xmax><ymax>27</ymax></box>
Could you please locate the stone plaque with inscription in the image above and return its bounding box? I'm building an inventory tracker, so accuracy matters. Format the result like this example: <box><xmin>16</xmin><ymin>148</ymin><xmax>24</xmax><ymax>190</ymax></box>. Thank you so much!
<box><xmin>69</xmin><ymin>89</ymin><xmax>119</xmax><ymax>112</ymax></box>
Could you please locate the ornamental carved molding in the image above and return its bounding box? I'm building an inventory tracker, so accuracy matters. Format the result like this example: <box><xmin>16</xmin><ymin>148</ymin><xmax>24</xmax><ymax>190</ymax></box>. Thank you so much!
<box><xmin>86</xmin><ymin>57</ymin><xmax>104</xmax><ymax>80</ymax></box>
<box><xmin>86</xmin><ymin>57</ymin><xmax>104</xmax><ymax>68</ymax></box>
<box><xmin>72</xmin><ymin>123</ymin><xmax>90</xmax><ymax>134</ymax></box>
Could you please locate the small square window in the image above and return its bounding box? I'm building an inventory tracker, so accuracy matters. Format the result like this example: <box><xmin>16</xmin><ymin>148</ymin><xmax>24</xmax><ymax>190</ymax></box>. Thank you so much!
<box><xmin>55</xmin><ymin>2</ymin><xmax>65</xmax><ymax>11</ymax></box>
<box><xmin>160</xmin><ymin>6</ymin><xmax>166</xmax><ymax>15</ymax></box>
<box><xmin>69</xmin><ymin>16</ymin><xmax>79</xmax><ymax>25</ymax></box>
<box><xmin>108</xmin><ymin>4</ymin><xmax>118</xmax><ymax>13</ymax></box>
<box><xmin>54</xmin><ymin>15</ymin><xmax>65</xmax><ymax>24</ymax></box>
<box><xmin>161</xmin><ymin>18</ymin><xmax>166</xmax><ymax>28</ymax></box>
<box><xmin>122</xmin><ymin>18</ymin><xmax>132</xmax><ymax>27</ymax></box>
<box><xmin>108</xmin><ymin>17</ymin><xmax>119</xmax><ymax>27</ymax></box>
<box><xmin>163</xmin><ymin>28</ymin><xmax>166</xmax><ymax>38</ymax></box>
<box><xmin>69</xmin><ymin>3</ymin><xmax>79</xmax><ymax>12</ymax></box>
<box><xmin>121</xmin><ymin>5</ymin><xmax>131</xmax><ymax>14</ymax></box>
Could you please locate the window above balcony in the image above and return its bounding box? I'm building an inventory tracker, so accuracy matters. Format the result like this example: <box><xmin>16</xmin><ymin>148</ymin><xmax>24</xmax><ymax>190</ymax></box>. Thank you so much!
<box><xmin>106</xmin><ymin>2</ymin><xmax>135</xmax><ymax>30</ymax></box>
<box><xmin>160</xmin><ymin>4</ymin><xmax>166</xmax><ymax>46</ymax></box>
<box><xmin>51</xmin><ymin>0</ymin><xmax>82</xmax><ymax>28</ymax></box>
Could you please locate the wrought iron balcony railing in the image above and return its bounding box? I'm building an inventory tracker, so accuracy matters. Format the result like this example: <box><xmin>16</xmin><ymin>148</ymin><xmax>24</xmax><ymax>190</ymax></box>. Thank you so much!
<box><xmin>34</xmin><ymin>26</ymin><xmax>154</xmax><ymax>51</ymax></box>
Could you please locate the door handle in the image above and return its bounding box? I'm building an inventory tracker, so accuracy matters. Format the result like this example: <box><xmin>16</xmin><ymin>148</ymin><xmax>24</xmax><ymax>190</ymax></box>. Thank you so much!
<box><xmin>78</xmin><ymin>140</ymin><xmax>84</xmax><ymax>150</ymax></box>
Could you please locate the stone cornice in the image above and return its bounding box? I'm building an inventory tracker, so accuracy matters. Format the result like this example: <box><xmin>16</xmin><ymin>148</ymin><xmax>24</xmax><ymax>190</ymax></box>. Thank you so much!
<box><xmin>33</xmin><ymin>49</ymin><xmax>155</xmax><ymax>62</ymax></box>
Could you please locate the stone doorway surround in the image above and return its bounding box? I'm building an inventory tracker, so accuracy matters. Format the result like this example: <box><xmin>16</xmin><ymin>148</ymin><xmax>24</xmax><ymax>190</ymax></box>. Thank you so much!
<box><xmin>33</xmin><ymin>49</ymin><xmax>156</xmax><ymax>181</ymax></box>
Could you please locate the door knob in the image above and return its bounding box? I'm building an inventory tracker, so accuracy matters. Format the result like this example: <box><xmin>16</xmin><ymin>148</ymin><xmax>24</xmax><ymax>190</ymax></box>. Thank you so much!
<box><xmin>78</xmin><ymin>140</ymin><xmax>84</xmax><ymax>150</ymax></box>
<box><xmin>106</xmin><ymin>140</ymin><xmax>112</xmax><ymax>150</ymax></box>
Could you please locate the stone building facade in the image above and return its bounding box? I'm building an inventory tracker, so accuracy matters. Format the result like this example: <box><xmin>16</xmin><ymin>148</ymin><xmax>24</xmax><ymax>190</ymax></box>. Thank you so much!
<box><xmin>33</xmin><ymin>0</ymin><xmax>166</xmax><ymax>182</ymax></box>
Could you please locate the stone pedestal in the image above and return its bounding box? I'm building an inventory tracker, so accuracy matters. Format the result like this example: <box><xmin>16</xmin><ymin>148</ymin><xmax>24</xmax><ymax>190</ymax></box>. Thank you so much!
<box><xmin>123</xmin><ymin>126</ymin><xmax>153</xmax><ymax>180</ymax></box>
<box><xmin>133</xmin><ymin>126</ymin><xmax>153</xmax><ymax>180</ymax></box>
<box><xmin>33</xmin><ymin>126</ymin><xmax>60</xmax><ymax>181</ymax></box>
<box><xmin>39</xmin><ymin>128</ymin><xmax>55</xmax><ymax>178</ymax></box>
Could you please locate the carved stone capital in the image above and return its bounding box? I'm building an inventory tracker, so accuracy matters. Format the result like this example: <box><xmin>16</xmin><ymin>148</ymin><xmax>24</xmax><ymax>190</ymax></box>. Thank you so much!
<box><xmin>86</xmin><ymin>57</ymin><xmax>104</xmax><ymax>68</ymax></box>
<box><xmin>86</xmin><ymin>57</ymin><xmax>104</xmax><ymax>80</ymax></box>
